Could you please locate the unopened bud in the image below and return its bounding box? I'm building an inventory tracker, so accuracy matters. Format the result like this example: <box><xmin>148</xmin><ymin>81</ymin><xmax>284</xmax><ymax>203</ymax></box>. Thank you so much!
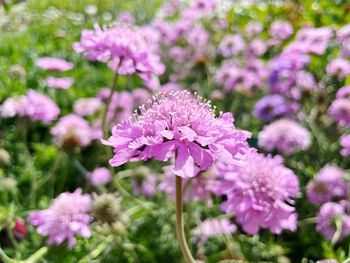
<box><xmin>91</xmin><ymin>194</ymin><xmax>121</xmax><ymax>223</ymax></box>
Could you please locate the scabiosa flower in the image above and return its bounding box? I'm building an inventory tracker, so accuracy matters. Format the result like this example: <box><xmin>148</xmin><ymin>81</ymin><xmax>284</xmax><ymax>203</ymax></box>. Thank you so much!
<box><xmin>161</xmin><ymin>82</ymin><xmax>183</xmax><ymax>93</ymax></box>
<box><xmin>74</xmin><ymin>98</ymin><xmax>102</xmax><ymax>116</ymax></box>
<box><xmin>35</xmin><ymin>57</ymin><xmax>74</xmax><ymax>71</ymax></box>
<box><xmin>46</xmin><ymin>77</ymin><xmax>74</xmax><ymax>89</ymax></box>
<box><xmin>316</xmin><ymin>202</ymin><xmax>350</xmax><ymax>242</ymax></box>
<box><xmin>26</xmin><ymin>89</ymin><xmax>60</xmax><ymax>124</ymax></box>
<box><xmin>117</xmin><ymin>12</ymin><xmax>135</xmax><ymax>24</ymax></box>
<box><xmin>91</xmin><ymin>193</ymin><xmax>121</xmax><ymax>223</ymax></box>
<box><xmin>132</xmin><ymin>173</ymin><xmax>157</xmax><ymax>198</ymax></box>
<box><xmin>102</xmin><ymin>90</ymin><xmax>251</xmax><ymax>178</ymax></box>
<box><xmin>269</xmin><ymin>20</ymin><xmax>293</xmax><ymax>40</ymax></box>
<box><xmin>218</xmin><ymin>34</ymin><xmax>245</xmax><ymax>57</ymax></box>
<box><xmin>159</xmin><ymin>165</ymin><xmax>218</xmax><ymax>204</ymax></box>
<box><xmin>258</xmin><ymin>118</ymin><xmax>311</xmax><ymax>155</ymax></box>
<box><xmin>87</xmin><ymin>167</ymin><xmax>111</xmax><ymax>185</ymax></box>
<box><xmin>337</xmin><ymin>85</ymin><xmax>350</xmax><ymax>99</ymax></box>
<box><xmin>245</xmin><ymin>21</ymin><xmax>263</xmax><ymax>37</ymax></box>
<box><xmin>193</xmin><ymin>218</ymin><xmax>236</xmax><ymax>242</ymax></box>
<box><xmin>51</xmin><ymin>114</ymin><xmax>93</xmax><ymax>149</ymax></box>
<box><xmin>247</xmin><ymin>39</ymin><xmax>267</xmax><ymax>57</ymax></box>
<box><xmin>132</xmin><ymin>88</ymin><xmax>151</xmax><ymax>107</ymax></box>
<box><xmin>328</xmin><ymin>98</ymin><xmax>350</xmax><ymax>127</ymax></box>
<box><xmin>253</xmin><ymin>95</ymin><xmax>289</xmax><ymax>121</ymax></box>
<box><xmin>73</xmin><ymin>23</ymin><xmax>165</xmax><ymax>85</ymax></box>
<box><xmin>186</xmin><ymin>26</ymin><xmax>209</xmax><ymax>49</ymax></box>
<box><xmin>27</xmin><ymin>188</ymin><xmax>92</xmax><ymax>248</ymax></box>
<box><xmin>0</xmin><ymin>96</ymin><xmax>28</xmax><ymax>118</ymax></box>
<box><xmin>340</xmin><ymin>134</ymin><xmax>350</xmax><ymax>156</ymax></box>
<box><xmin>337</xmin><ymin>24</ymin><xmax>350</xmax><ymax>44</ymax></box>
<box><xmin>212</xmin><ymin>153</ymin><xmax>299</xmax><ymax>235</ymax></box>
<box><xmin>169</xmin><ymin>46</ymin><xmax>188</xmax><ymax>62</ymax></box>
<box><xmin>326</xmin><ymin>58</ymin><xmax>350</xmax><ymax>80</ymax></box>
<box><xmin>307</xmin><ymin>165</ymin><xmax>347</xmax><ymax>204</ymax></box>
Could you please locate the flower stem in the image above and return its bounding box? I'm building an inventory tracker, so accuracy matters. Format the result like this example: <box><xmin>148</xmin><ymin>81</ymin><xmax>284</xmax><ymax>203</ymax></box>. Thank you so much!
<box><xmin>175</xmin><ymin>176</ymin><xmax>196</xmax><ymax>263</ymax></box>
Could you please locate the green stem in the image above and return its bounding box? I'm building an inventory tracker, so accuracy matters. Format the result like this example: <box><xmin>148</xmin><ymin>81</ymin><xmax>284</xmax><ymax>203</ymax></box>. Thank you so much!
<box><xmin>343</xmin><ymin>258</ymin><xmax>350</xmax><ymax>263</ymax></box>
<box><xmin>175</xmin><ymin>176</ymin><xmax>196</xmax><ymax>263</ymax></box>
<box><xmin>0</xmin><ymin>246</ymin><xmax>17</xmax><ymax>263</ymax></box>
<box><xmin>25</xmin><ymin>247</ymin><xmax>48</xmax><ymax>263</ymax></box>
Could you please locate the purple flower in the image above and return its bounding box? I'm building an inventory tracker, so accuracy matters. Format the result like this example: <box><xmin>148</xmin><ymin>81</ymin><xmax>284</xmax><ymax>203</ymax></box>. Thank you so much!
<box><xmin>316</xmin><ymin>202</ymin><xmax>350</xmax><ymax>242</ymax></box>
<box><xmin>73</xmin><ymin>23</ymin><xmax>165</xmax><ymax>85</ymax></box>
<box><xmin>132</xmin><ymin>173</ymin><xmax>157</xmax><ymax>198</ymax></box>
<box><xmin>328</xmin><ymin>98</ymin><xmax>350</xmax><ymax>127</ymax></box>
<box><xmin>0</xmin><ymin>96</ymin><xmax>28</xmax><ymax>118</ymax></box>
<box><xmin>26</xmin><ymin>89</ymin><xmax>60</xmax><ymax>124</ymax></box>
<box><xmin>117</xmin><ymin>12</ymin><xmax>135</xmax><ymax>24</ymax></box>
<box><xmin>28</xmin><ymin>189</ymin><xmax>92</xmax><ymax>247</ymax></box>
<box><xmin>132</xmin><ymin>88</ymin><xmax>151</xmax><ymax>107</ymax></box>
<box><xmin>337</xmin><ymin>24</ymin><xmax>350</xmax><ymax>44</ymax></box>
<box><xmin>193</xmin><ymin>218</ymin><xmax>236</xmax><ymax>242</ymax></box>
<box><xmin>245</xmin><ymin>22</ymin><xmax>263</xmax><ymax>37</ymax></box>
<box><xmin>74</xmin><ymin>98</ymin><xmax>102</xmax><ymax>116</ymax></box>
<box><xmin>253</xmin><ymin>95</ymin><xmax>289</xmax><ymax>121</ymax></box>
<box><xmin>51</xmin><ymin>114</ymin><xmax>93</xmax><ymax>148</ymax></box>
<box><xmin>169</xmin><ymin>46</ymin><xmax>188</xmax><ymax>62</ymax></box>
<box><xmin>35</xmin><ymin>57</ymin><xmax>74</xmax><ymax>71</ymax></box>
<box><xmin>326</xmin><ymin>58</ymin><xmax>350</xmax><ymax>80</ymax></box>
<box><xmin>269</xmin><ymin>20</ymin><xmax>293</xmax><ymax>40</ymax></box>
<box><xmin>337</xmin><ymin>86</ymin><xmax>350</xmax><ymax>99</ymax></box>
<box><xmin>248</xmin><ymin>39</ymin><xmax>267</xmax><ymax>57</ymax></box>
<box><xmin>211</xmin><ymin>153</ymin><xmax>299</xmax><ymax>235</ymax></box>
<box><xmin>186</xmin><ymin>26</ymin><xmax>209</xmax><ymax>49</ymax></box>
<box><xmin>161</xmin><ymin>82</ymin><xmax>183</xmax><ymax>93</ymax></box>
<box><xmin>159</xmin><ymin>165</ymin><xmax>218</xmax><ymax>204</ymax></box>
<box><xmin>258</xmin><ymin>118</ymin><xmax>311</xmax><ymax>155</ymax></box>
<box><xmin>340</xmin><ymin>134</ymin><xmax>350</xmax><ymax>156</ymax></box>
<box><xmin>46</xmin><ymin>77</ymin><xmax>74</xmax><ymax>89</ymax></box>
<box><xmin>102</xmin><ymin>91</ymin><xmax>251</xmax><ymax>178</ymax></box>
<box><xmin>218</xmin><ymin>34</ymin><xmax>245</xmax><ymax>57</ymax></box>
<box><xmin>307</xmin><ymin>165</ymin><xmax>346</xmax><ymax>204</ymax></box>
<box><xmin>87</xmin><ymin>167</ymin><xmax>111</xmax><ymax>185</ymax></box>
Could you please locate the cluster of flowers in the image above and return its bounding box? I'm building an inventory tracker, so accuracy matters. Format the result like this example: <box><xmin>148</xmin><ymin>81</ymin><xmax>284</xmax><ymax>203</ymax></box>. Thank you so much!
<box><xmin>307</xmin><ymin>166</ymin><xmax>350</xmax><ymax>242</ymax></box>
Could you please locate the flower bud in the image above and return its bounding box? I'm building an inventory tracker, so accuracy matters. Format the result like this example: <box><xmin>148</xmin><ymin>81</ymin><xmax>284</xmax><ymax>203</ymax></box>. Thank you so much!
<box><xmin>91</xmin><ymin>194</ymin><xmax>121</xmax><ymax>223</ymax></box>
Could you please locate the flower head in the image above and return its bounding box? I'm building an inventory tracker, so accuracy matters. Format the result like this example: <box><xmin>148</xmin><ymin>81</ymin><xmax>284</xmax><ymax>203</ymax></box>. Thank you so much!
<box><xmin>28</xmin><ymin>189</ymin><xmax>92</xmax><ymax>247</ymax></box>
<box><xmin>102</xmin><ymin>90</ymin><xmax>251</xmax><ymax>178</ymax></box>
<box><xmin>316</xmin><ymin>202</ymin><xmax>350</xmax><ymax>242</ymax></box>
<box><xmin>87</xmin><ymin>167</ymin><xmax>111</xmax><ymax>185</ymax></box>
<box><xmin>74</xmin><ymin>98</ymin><xmax>102</xmax><ymax>116</ymax></box>
<box><xmin>26</xmin><ymin>89</ymin><xmax>60</xmax><ymax>124</ymax></box>
<box><xmin>35</xmin><ymin>57</ymin><xmax>74</xmax><ymax>71</ymax></box>
<box><xmin>340</xmin><ymin>134</ymin><xmax>350</xmax><ymax>156</ymax></box>
<box><xmin>51</xmin><ymin>114</ymin><xmax>93</xmax><ymax>149</ymax></box>
<box><xmin>193</xmin><ymin>218</ymin><xmax>236</xmax><ymax>242</ymax></box>
<box><xmin>328</xmin><ymin>98</ymin><xmax>350</xmax><ymax>127</ymax></box>
<box><xmin>326</xmin><ymin>58</ymin><xmax>350</xmax><ymax>80</ymax></box>
<box><xmin>211</xmin><ymin>153</ymin><xmax>299</xmax><ymax>235</ymax></box>
<box><xmin>258</xmin><ymin>118</ymin><xmax>311</xmax><ymax>155</ymax></box>
<box><xmin>307</xmin><ymin>165</ymin><xmax>346</xmax><ymax>204</ymax></box>
<box><xmin>46</xmin><ymin>77</ymin><xmax>74</xmax><ymax>89</ymax></box>
<box><xmin>253</xmin><ymin>95</ymin><xmax>289</xmax><ymax>121</ymax></box>
<box><xmin>0</xmin><ymin>96</ymin><xmax>28</xmax><ymax>118</ymax></box>
<box><xmin>269</xmin><ymin>20</ymin><xmax>293</xmax><ymax>40</ymax></box>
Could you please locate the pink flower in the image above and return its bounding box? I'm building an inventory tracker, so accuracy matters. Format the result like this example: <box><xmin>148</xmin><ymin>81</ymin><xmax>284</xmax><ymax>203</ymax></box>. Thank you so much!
<box><xmin>132</xmin><ymin>173</ymin><xmax>157</xmax><ymax>197</ymax></box>
<box><xmin>340</xmin><ymin>134</ymin><xmax>350</xmax><ymax>156</ymax></box>
<box><xmin>28</xmin><ymin>189</ymin><xmax>92</xmax><ymax>248</ymax></box>
<box><xmin>73</xmin><ymin>23</ymin><xmax>165</xmax><ymax>86</ymax></box>
<box><xmin>326</xmin><ymin>58</ymin><xmax>350</xmax><ymax>80</ymax></box>
<box><xmin>46</xmin><ymin>77</ymin><xmax>74</xmax><ymax>89</ymax></box>
<box><xmin>307</xmin><ymin>165</ymin><xmax>347</xmax><ymax>204</ymax></box>
<box><xmin>117</xmin><ymin>12</ymin><xmax>135</xmax><ymax>24</ymax></box>
<box><xmin>132</xmin><ymin>88</ymin><xmax>151</xmax><ymax>107</ymax></box>
<box><xmin>26</xmin><ymin>89</ymin><xmax>60</xmax><ymax>124</ymax></box>
<box><xmin>258</xmin><ymin>118</ymin><xmax>311</xmax><ymax>155</ymax></box>
<box><xmin>87</xmin><ymin>167</ymin><xmax>111</xmax><ymax>185</ymax></box>
<box><xmin>337</xmin><ymin>85</ymin><xmax>350</xmax><ymax>99</ymax></box>
<box><xmin>245</xmin><ymin>22</ymin><xmax>263</xmax><ymax>37</ymax></box>
<box><xmin>316</xmin><ymin>202</ymin><xmax>350</xmax><ymax>242</ymax></box>
<box><xmin>269</xmin><ymin>20</ymin><xmax>293</xmax><ymax>40</ymax></box>
<box><xmin>35</xmin><ymin>57</ymin><xmax>74</xmax><ymax>71</ymax></box>
<box><xmin>74</xmin><ymin>98</ymin><xmax>102</xmax><ymax>116</ymax></box>
<box><xmin>159</xmin><ymin>165</ymin><xmax>218</xmax><ymax>204</ymax></box>
<box><xmin>51</xmin><ymin>114</ymin><xmax>93</xmax><ymax>148</ymax></box>
<box><xmin>102</xmin><ymin>91</ymin><xmax>251</xmax><ymax>178</ymax></box>
<box><xmin>193</xmin><ymin>218</ymin><xmax>236</xmax><ymax>242</ymax></box>
<box><xmin>0</xmin><ymin>96</ymin><xmax>28</xmax><ymax>118</ymax></box>
<box><xmin>218</xmin><ymin>34</ymin><xmax>245</xmax><ymax>57</ymax></box>
<box><xmin>328</xmin><ymin>98</ymin><xmax>350</xmax><ymax>127</ymax></box>
<box><xmin>211</xmin><ymin>153</ymin><xmax>299</xmax><ymax>235</ymax></box>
